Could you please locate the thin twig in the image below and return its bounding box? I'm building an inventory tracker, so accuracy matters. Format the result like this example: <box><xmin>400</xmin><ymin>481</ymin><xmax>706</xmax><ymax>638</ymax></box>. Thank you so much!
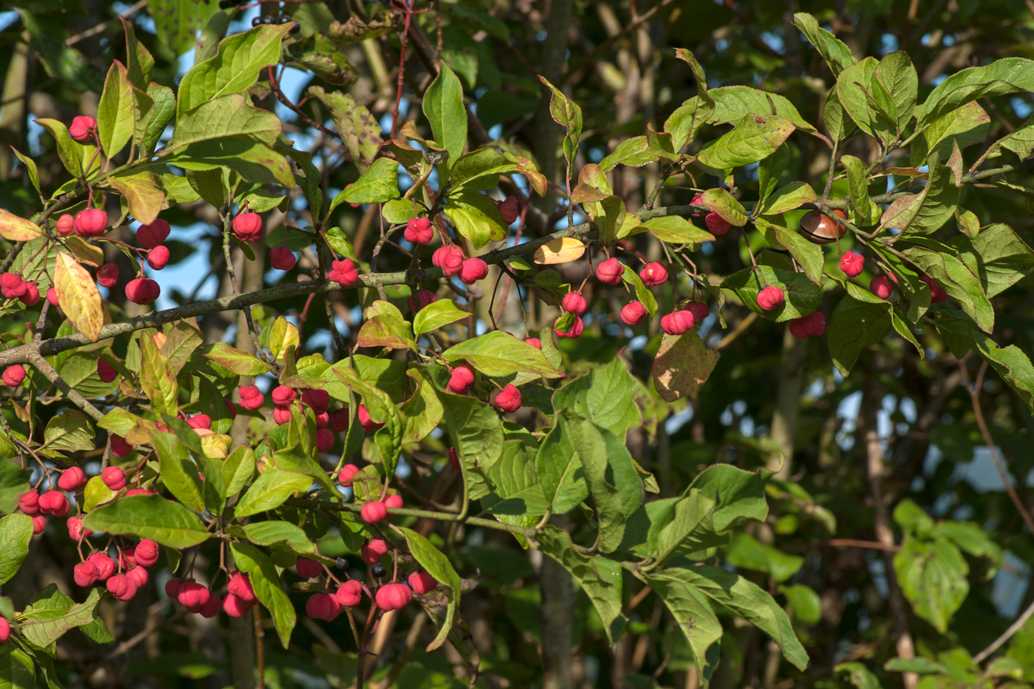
<box><xmin>973</xmin><ymin>597</ymin><xmax>1034</xmax><ymax>663</ymax></box>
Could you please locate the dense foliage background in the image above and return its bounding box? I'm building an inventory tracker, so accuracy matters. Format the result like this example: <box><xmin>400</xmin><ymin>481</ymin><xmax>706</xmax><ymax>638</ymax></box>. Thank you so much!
<box><xmin>1</xmin><ymin>1</ymin><xmax>1034</xmax><ymax>688</ymax></box>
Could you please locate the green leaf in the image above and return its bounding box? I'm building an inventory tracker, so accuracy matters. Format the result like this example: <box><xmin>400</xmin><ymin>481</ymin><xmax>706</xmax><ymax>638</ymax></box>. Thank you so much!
<box><xmin>140</xmin><ymin>333</ymin><xmax>179</xmax><ymax>416</ymax></box>
<box><xmin>704</xmin><ymin>85</ymin><xmax>817</xmax><ymax>134</ymax></box>
<box><xmin>641</xmin><ymin>215</ymin><xmax>714</xmax><ymax>245</ymax></box>
<box><xmin>423</xmin><ymin>63</ymin><xmax>468</xmax><ymax>166</ymax></box>
<box><xmin>756</xmin><ymin>219</ymin><xmax>825</xmax><ymax>284</ymax></box>
<box><xmin>780</xmin><ymin>584</ymin><xmax>822</xmax><ymax>626</ymax></box>
<box><xmin>666</xmin><ymin>565</ymin><xmax>809</xmax><ymax>671</ymax></box>
<box><xmin>413</xmin><ymin>299</ymin><xmax>469</xmax><ymax>336</ymax></box>
<box><xmin>331</xmin><ymin>157</ymin><xmax>400</xmax><ymax>211</ymax></box>
<box><xmin>721</xmin><ymin>265</ymin><xmax>823</xmax><ymax>321</ymax></box>
<box><xmin>141</xmin><ymin>83</ymin><xmax>174</xmax><ymax>156</ymax></box>
<box><xmin>894</xmin><ymin>536</ymin><xmax>969</xmax><ymax>632</ymax></box>
<box><xmin>442</xmin><ymin>189</ymin><xmax>509</xmax><ymax>250</ymax></box>
<box><xmin>482</xmin><ymin>441</ymin><xmax>549</xmax><ymax>520</ymax></box>
<box><xmin>723</xmin><ymin>533</ymin><xmax>804</xmax><ymax>582</ymax></box>
<box><xmin>165</xmin><ymin>139</ymin><xmax>294</xmax><ymax>188</ymax></box>
<box><xmin>308</xmin><ymin>86</ymin><xmax>380</xmax><ymax>172</ymax></box>
<box><xmin>651</xmin><ymin>328</ymin><xmax>721</xmax><ymax>403</ymax></box>
<box><xmin>639</xmin><ymin>570</ymin><xmax>722</xmax><ymax>681</ymax></box>
<box><xmin>148</xmin><ymin>0</ymin><xmax>222</xmax><ymax>57</ymax></box>
<box><xmin>443</xmin><ymin>330</ymin><xmax>563</xmax><ymax>379</ymax></box>
<box><xmin>882</xmin><ymin>150</ymin><xmax>961</xmax><ymax>236</ymax></box>
<box><xmin>235</xmin><ymin>468</ymin><xmax>313</xmax><ymax>519</ymax></box>
<box><xmin>222</xmin><ymin>445</ymin><xmax>256</xmax><ymax>498</ymax></box>
<box><xmin>108</xmin><ymin>171</ymin><xmax>166</xmax><ymax>225</ymax></box>
<box><xmin>200</xmin><ymin>455</ymin><xmax>226</xmax><ymax>515</ymax></box>
<box><xmin>827</xmin><ymin>295</ymin><xmax>892</xmax><ymax>377</ymax></box>
<box><xmin>153</xmin><ymin>430</ymin><xmax>205</xmax><ymax>513</ymax></box>
<box><xmin>898</xmin><ymin>236</ymin><xmax>994</xmax><ymax>333</ymax></box>
<box><xmin>240</xmin><ymin>521</ymin><xmax>314</xmax><ymax>553</ymax></box>
<box><xmin>535</xmin><ymin>418</ymin><xmax>588</xmax><ymax>514</ymax></box>
<box><xmin>535</xmin><ymin>526</ymin><xmax>626</xmax><ymax>645</ymax></box>
<box><xmin>552</xmin><ymin>358</ymin><xmax>642</xmax><ymax>440</ymax></box>
<box><xmin>835</xmin><ymin>662</ymin><xmax>882</xmax><ymax>689</ymax></box>
<box><xmin>915</xmin><ymin>57</ymin><xmax>1034</xmax><ymax>132</ymax></box>
<box><xmin>761</xmin><ymin>182</ymin><xmax>818</xmax><ymax>215</ymax></box>
<box><xmin>177</xmin><ymin>24</ymin><xmax>293</xmax><ymax>115</ymax></box>
<box><xmin>231</xmin><ymin>542</ymin><xmax>296</xmax><ymax>648</ymax></box>
<box><xmin>793</xmin><ymin>13</ymin><xmax>856</xmax><ymax>77</ymax></box>
<box><xmin>171</xmin><ymin>94</ymin><xmax>282</xmax><ymax>149</ymax></box>
<box><xmin>396</xmin><ymin>527</ymin><xmax>463</xmax><ymax>651</ymax></box>
<box><xmin>358</xmin><ymin>305</ymin><xmax>418</xmax><ymax>353</ymax></box>
<box><xmin>911</xmin><ymin>101</ymin><xmax>990</xmax><ymax>164</ymax></box>
<box><xmin>451</xmin><ymin>147</ymin><xmax>526</xmax><ymax>190</ymax></box>
<box><xmin>873</xmin><ymin>51</ymin><xmax>918</xmax><ymax>136</ymax></box>
<box><xmin>437</xmin><ymin>390</ymin><xmax>504</xmax><ymax>502</ymax></box>
<box><xmin>34</xmin><ymin>119</ymin><xmax>100</xmax><ymax>180</ymax></box>
<box><xmin>97</xmin><ymin>61</ymin><xmax>135</xmax><ymax>159</ymax></box>
<box><xmin>43</xmin><ymin>410</ymin><xmax>95</xmax><ymax>453</ymax></box>
<box><xmin>288</xmin><ymin>34</ymin><xmax>357</xmax><ymax>86</ymax></box>
<box><xmin>836</xmin><ymin>57</ymin><xmax>895</xmax><ymax>148</ymax></box>
<box><xmin>697</xmin><ymin>114</ymin><xmax>796</xmax><ymax>170</ymax></box>
<box><xmin>823</xmin><ymin>88</ymin><xmax>855</xmax><ymax>141</ymax></box>
<box><xmin>949</xmin><ymin>223</ymin><xmax>1034</xmax><ymax>297</ymax></box>
<box><xmin>82</xmin><ymin>495</ymin><xmax>209</xmax><ymax>549</ymax></box>
<box><xmin>757</xmin><ymin>144</ymin><xmax>790</xmax><ymax>207</ymax></box>
<box><xmin>0</xmin><ymin>514</ymin><xmax>33</xmax><ymax>586</ymax></box>
<box><xmin>399</xmin><ymin>369</ymin><xmax>444</xmax><ymax>444</ymax></box>
<box><xmin>19</xmin><ymin>586</ymin><xmax>106</xmax><ymax>649</ymax></box>
<box><xmin>666</xmin><ymin>48</ymin><xmax>715</xmax><ymax>153</ymax></box>
<box><xmin>0</xmin><ymin>645</ymin><xmax>35</xmax><ymax>687</ymax></box>
<box><xmin>539</xmin><ymin>76</ymin><xmax>582</xmax><ymax>173</ymax></box>
<box><xmin>599</xmin><ymin>136</ymin><xmax>658</xmax><ymax>171</ymax></box>
<box><xmin>621</xmin><ymin>266</ymin><xmax>659</xmax><ymax>316</ymax></box>
<box><xmin>883</xmin><ymin>658</ymin><xmax>950</xmax><ymax>675</ymax></box>
<box><xmin>202</xmin><ymin>342</ymin><xmax>268</xmax><ymax>376</ymax></box>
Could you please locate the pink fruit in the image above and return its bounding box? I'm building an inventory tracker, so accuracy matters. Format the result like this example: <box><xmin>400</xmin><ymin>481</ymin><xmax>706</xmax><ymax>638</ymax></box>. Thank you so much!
<box><xmin>238</xmin><ymin>385</ymin><xmax>264</xmax><ymax>410</ymax></box>
<box><xmin>3</xmin><ymin>365</ymin><xmax>25</xmax><ymax>387</ymax></box>
<box><xmin>223</xmin><ymin>593</ymin><xmax>253</xmax><ymax>617</ymax></box>
<box><xmin>111</xmin><ymin>435</ymin><xmax>132</xmax><ymax>458</ymax></box>
<box><xmin>125</xmin><ymin>278</ymin><xmax>160</xmax><ymax>305</ymax></box>
<box><xmin>757</xmin><ymin>286</ymin><xmax>785</xmax><ymax>311</ymax></box>
<box><xmin>561</xmin><ymin>292</ymin><xmax>587</xmax><ymax>315</ymax></box>
<box><xmin>31</xmin><ymin>514</ymin><xmax>46</xmax><ymax>534</ymax></box>
<box><xmin>136</xmin><ymin>219</ymin><xmax>170</xmax><ymax>249</ymax></box>
<box><xmin>96</xmin><ymin>263</ymin><xmax>119</xmax><ymax>288</ymax></box>
<box><xmin>328</xmin><ymin>258</ymin><xmax>359</xmax><ymax>286</ymax></box>
<box><xmin>554</xmin><ymin>315</ymin><xmax>584</xmax><ymax>339</ymax></box>
<box><xmin>446</xmin><ymin>364</ymin><xmax>476</xmax><ymax>394</ymax></box>
<box><xmin>67</xmin><ymin>517</ymin><xmax>93</xmax><ymax>541</ymax></box>
<box><xmin>39</xmin><ymin>491</ymin><xmax>69</xmax><ymax>517</ymax></box>
<box><xmin>500</xmin><ymin>196</ymin><xmax>520</xmax><ymax>224</ymax></box>
<box><xmin>177</xmin><ymin>581</ymin><xmax>211</xmax><ymax>611</ymax></box>
<box><xmin>187</xmin><ymin>414</ymin><xmax>211</xmax><ymax>430</ymax></box>
<box><xmin>0</xmin><ymin>273</ymin><xmax>25</xmax><ymax>299</ymax></box>
<box><xmin>199</xmin><ymin>592</ymin><xmax>222</xmax><ymax>618</ymax></box>
<box><xmin>102</xmin><ymin>466</ymin><xmax>126</xmax><ymax>491</ymax></box>
<box><xmin>493</xmin><ymin>384</ymin><xmax>521</xmax><ymax>413</ymax></box>
<box><xmin>165</xmin><ymin>578</ymin><xmax>183</xmax><ymax>599</ymax></box>
<box><xmin>840</xmin><ymin>251</ymin><xmax>864</xmax><ymax>277</ymax></box>
<box><xmin>58</xmin><ymin>467</ymin><xmax>86</xmax><ymax>492</ymax></box>
<box><xmin>408</xmin><ymin>571</ymin><xmax>438</xmax><ymax>595</ymax></box>
<box><xmin>620</xmin><ymin>301</ymin><xmax>648</xmax><ymax>326</ymax></box>
<box><xmin>307</xmin><ymin>592</ymin><xmax>341</xmax><ymax>621</ymax></box>
<box><xmin>404</xmin><ymin>217</ymin><xmax>434</xmax><ymax>244</ymax></box>
<box><xmin>358</xmin><ymin>405</ymin><xmax>383</xmax><ymax>433</ymax></box>
<box><xmin>458</xmin><ymin>257</ymin><xmax>488</xmax><ymax>285</ymax></box>
<box><xmin>384</xmin><ymin>494</ymin><xmax>403</xmax><ymax>509</ymax></box>
<box><xmin>686</xmin><ymin>302</ymin><xmax>709</xmax><ymax>324</ymax></box>
<box><xmin>705</xmin><ymin>212</ymin><xmax>731</xmax><ymax>236</ymax></box>
<box><xmin>19</xmin><ymin>282</ymin><xmax>39</xmax><ymax>306</ymax></box>
<box><xmin>18</xmin><ymin>490</ymin><xmax>39</xmax><ymax>515</ymax></box>
<box><xmin>449</xmin><ymin>447</ymin><xmax>460</xmax><ymax>472</ymax></box>
<box><xmin>361</xmin><ymin>538</ymin><xmax>389</xmax><ymax>564</ymax></box>
<box><xmin>639</xmin><ymin>263</ymin><xmax>669</xmax><ymax>286</ymax></box>
<box><xmin>46</xmin><ymin>288</ymin><xmax>59</xmax><ymax>306</ymax></box>
<box><xmin>301</xmin><ymin>389</ymin><xmax>330</xmax><ymax>414</ymax></box>
<box><xmin>297</xmin><ymin>558</ymin><xmax>322</xmax><ymax>579</ymax></box>
<box><xmin>328</xmin><ymin>408</ymin><xmax>349</xmax><ymax>433</ymax></box>
<box><xmin>361</xmin><ymin>500</ymin><xmax>388</xmax><ymax>524</ymax></box>
<box><xmin>74</xmin><ymin>561</ymin><xmax>99</xmax><ymax>587</ymax></box>
<box><xmin>271</xmin><ymin>386</ymin><xmax>296</xmax><ymax>406</ymax></box>
<box><xmin>870</xmin><ymin>276</ymin><xmax>895</xmax><ymax>300</ymax></box>
<box><xmin>376</xmin><ymin>583</ymin><xmax>413</xmax><ymax>611</ymax></box>
<box><xmin>135</xmin><ymin>539</ymin><xmax>160</xmax><ymax>567</ymax></box>
<box><xmin>270</xmin><ymin>246</ymin><xmax>297</xmax><ymax>271</ymax></box>
<box><xmin>88</xmin><ymin>552</ymin><xmax>116</xmax><ymax>581</ymax></box>
<box><xmin>126</xmin><ymin>566</ymin><xmax>149</xmax><ymax>588</ymax></box>
<box><xmin>315</xmin><ymin>428</ymin><xmax>334</xmax><ymax>452</ymax></box>
<box><xmin>596</xmin><ymin>258</ymin><xmax>625</xmax><ymax>285</ymax></box>
<box><xmin>661</xmin><ymin>311</ymin><xmax>695</xmax><ymax>335</ymax></box>
<box><xmin>920</xmin><ymin>275</ymin><xmax>948</xmax><ymax>304</ymax></box>
<box><xmin>0</xmin><ymin>618</ymin><xmax>8</xmax><ymax>644</ymax></box>
<box><xmin>225</xmin><ymin>399</ymin><xmax>237</xmax><ymax>419</ymax></box>
<box><xmin>789</xmin><ymin>312</ymin><xmax>826</xmax><ymax>339</ymax></box>
<box><xmin>107</xmin><ymin>574</ymin><xmax>138</xmax><ymax>601</ymax></box>
<box><xmin>407</xmin><ymin>290</ymin><xmax>437</xmax><ymax>313</ymax></box>
<box><xmin>432</xmin><ymin>245</ymin><xmax>465</xmax><ymax>277</ymax></box>
<box><xmin>525</xmin><ymin>338</ymin><xmax>541</xmax><ymax>349</ymax></box>
<box><xmin>125</xmin><ymin>488</ymin><xmax>153</xmax><ymax>497</ymax></box>
<box><xmin>73</xmin><ymin>209</ymin><xmax>108</xmax><ymax>238</ymax></box>
<box><xmin>97</xmin><ymin>358</ymin><xmax>118</xmax><ymax>383</ymax></box>
<box><xmin>336</xmin><ymin>580</ymin><xmax>363</xmax><ymax>606</ymax></box>
<box><xmin>55</xmin><ymin>215</ymin><xmax>74</xmax><ymax>236</ymax></box>
<box><xmin>228</xmin><ymin>573</ymin><xmax>256</xmax><ymax>602</ymax></box>
<box><xmin>68</xmin><ymin>115</ymin><xmax>97</xmax><ymax>142</ymax></box>
<box><xmin>147</xmin><ymin>245</ymin><xmax>170</xmax><ymax>270</ymax></box>
<box><xmin>338</xmin><ymin>464</ymin><xmax>360</xmax><ymax>487</ymax></box>
<box><xmin>273</xmin><ymin>405</ymin><xmax>292</xmax><ymax>425</ymax></box>
<box><xmin>233</xmin><ymin>212</ymin><xmax>263</xmax><ymax>242</ymax></box>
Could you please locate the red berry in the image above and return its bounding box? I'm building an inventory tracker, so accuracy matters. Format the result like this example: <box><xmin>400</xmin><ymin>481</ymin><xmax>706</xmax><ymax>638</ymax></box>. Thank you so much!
<box><xmin>223</xmin><ymin>593</ymin><xmax>253</xmax><ymax>617</ymax></box>
<box><xmin>87</xmin><ymin>552</ymin><xmax>116</xmax><ymax>581</ymax></box>
<box><xmin>136</xmin><ymin>219</ymin><xmax>170</xmax><ymax>249</ymax></box>
<box><xmin>840</xmin><ymin>251</ymin><xmax>864</xmax><ymax>277</ymax></box>
<box><xmin>499</xmin><ymin>196</ymin><xmax>520</xmax><ymax>225</ymax></box>
<box><xmin>107</xmin><ymin>574</ymin><xmax>138</xmax><ymax>601</ymax></box>
<box><xmin>126</xmin><ymin>566</ymin><xmax>149</xmax><ymax>588</ymax></box>
<box><xmin>39</xmin><ymin>491</ymin><xmax>69</xmax><ymax>517</ymax></box>
<box><xmin>384</xmin><ymin>494</ymin><xmax>403</xmax><ymax>509</ymax></box>
<box><xmin>446</xmin><ymin>364</ymin><xmax>476</xmax><ymax>394</ymax></box>
<box><xmin>408</xmin><ymin>571</ymin><xmax>438</xmax><ymax>595</ymax></box>
<box><xmin>0</xmin><ymin>618</ymin><xmax>8</xmax><ymax>644</ymax></box>
<box><xmin>661</xmin><ymin>311</ymin><xmax>695</xmax><ymax>335</ymax></box>
<box><xmin>493</xmin><ymin>384</ymin><xmax>522</xmax><ymax>413</ymax></box>
<box><xmin>297</xmin><ymin>558</ymin><xmax>322</xmax><ymax>579</ymax></box>
<box><xmin>31</xmin><ymin>514</ymin><xmax>46</xmax><ymax>534</ymax></box>
<box><xmin>432</xmin><ymin>245</ymin><xmax>465</xmax><ymax>277</ymax></box>
<box><xmin>561</xmin><ymin>292</ymin><xmax>587</xmax><ymax>315</ymax></box>
<box><xmin>111</xmin><ymin>435</ymin><xmax>132</xmax><ymax>458</ymax></box>
<box><xmin>328</xmin><ymin>258</ymin><xmax>359</xmax><ymax>286</ymax></box>
<box><xmin>375</xmin><ymin>583</ymin><xmax>413</xmax><ymax>611</ymax></box>
<box><xmin>125</xmin><ymin>278</ymin><xmax>160</xmax><ymax>305</ymax></box>
<box><xmin>343</xmin><ymin>184</ymin><xmax>361</xmax><ymax>208</ymax></box>
<box><xmin>186</xmin><ymin>414</ymin><xmax>211</xmax><ymax>430</ymax></box>
<box><xmin>97</xmin><ymin>358</ymin><xmax>118</xmax><ymax>383</ymax></box>
<box><xmin>301</xmin><ymin>389</ymin><xmax>330</xmax><ymax>413</ymax></box>
<box><xmin>147</xmin><ymin>245</ymin><xmax>170</xmax><ymax>270</ymax></box>
<box><xmin>96</xmin><ymin>263</ymin><xmax>119</xmax><ymax>288</ymax></box>
<box><xmin>271</xmin><ymin>386</ymin><xmax>296</xmax><ymax>406</ymax></box>
<box><xmin>3</xmin><ymin>365</ymin><xmax>25</xmax><ymax>387</ymax></box>
<box><xmin>177</xmin><ymin>581</ymin><xmax>211</xmax><ymax>611</ymax></box>
<box><xmin>18</xmin><ymin>490</ymin><xmax>39</xmax><ymax>515</ymax></box>
<box><xmin>458</xmin><ymin>257</ymin><xmax>488</xmax><ymax>285</ymax></box>
<box><xmin>165</xmin><ymin>578</ymin><xmax>183</xmax><ymax>599</ymax></box>
<box><xmin>639</xmin><ymin>263</ymin><xmax>669</xmax><ymax>286</ymax></box>
<box><xmin>329</xmin><ymin>409</ymin><xmax>349</xmax><ymax>433</ymax></box>
<box><xmin>135</xmin><ymin>539</ymin><xmax>160</xmax><ymax>567</ymax></box>
<box><xmin>125</xmin><ymin>488</ymin><xmax>153</xmax><ymax>497</ymax></box>
<box><xmin>336</xmin><ymin>580</ymin><xmax>363</xmax><ymax>607</ymax></box>
<box><xmin>225</xmin><ymin>399</ymin><xmax>237</xmax><ymax>419</ymax></box>
<box><xmin>757</xmin><ymin>286</ymin><xmax>785</xmax><ymax>311</ymax></box>
<box><xmin>920</xmin><ymin>275</ymin><xmax>948</xmax><ymax>303</ymax></box>
<box><xmin>228</xmin><ymin>572</ymin><xmax>256</xmax><ymax>602</ymax></box>
<box><xmin>361</xmin><ymin>538</ymin><xmax>389</xmax><ymax>564</ymax></box>
<box><xmin>74</xmin><ymin>561</ymin><xmax>99</xmax><ymax>587</ymax></box>
<box><xmin>19</xmin><ymin>282</ymin><xmax>39</xmax><ymax>306</ymax></box>
<box><xmin>685</xmin><ymin>302</ymin><xmax>709</xmax><ymax>324</ymax></box>
<box><xmin>620</xmin><ymin>301</ymin><xmax>648</xmax><ymax>326</ymax></box>
<box><xmin>58</xmin><ymin>467</ymin><xmax>87</xmax><ymax>492</ymax></box>
<box><xmin>55</xmin><ymin>215</ymin><xmax>74</xmax><ymax>236</ymax></box>
<box><xmin>525</xmin><ymin>338</ymin><xmax>541</xmax><ymax>349</ymax></box>
<box><xmin>68</xmin><ymin>115</ymin><xmax>97</xmax><ymax>142</ymax></box>
<box><xmin>270</xmin><ymin>246</ymin><xmax>297</xmax><ymax>271</ymax></box>
<box><xmin>315</xmin><ymin>428</ymin><xmax>335</xmax><ymax>452</ymax></box>
<box><xmin>361</xmin><ymin>500</ymin><xmax>388</xmax><ymax>524</ymax></box>
<box><xmin>199</xmin><ymin>592</ymin><xmax>222</xmax><ymax>618</ymax></box>
<box><xmin>238</xmin><ymin>385</ymin><xmax>264</xmax><ymax>410</ymax></box>
<box><xmin>233</xmin><ymin>212</ymin><xmax>263</xmax><ymax>242</ymax></box>
<box><xmin>67</xmin><ymin>516</ymin><xmax>93</xmax><ymax>541</ymax></box>
<box><xmin>307</xmin><ymin>592</ymin><xmax>341</xmax><ymax>621</ymax></box>
<box><xmin>407</xmin><ymin>290</ymin><xmax>437</xmax><ymax>313</ymax></box>
<box><xmin>596</xmin><ymin>258</ymin><xmax>625</xmax><ymax>285</ymax></box>
<box><xmin>789</xmin><ymin>312</ymin><xmax>826</xmax><ymax>339</ymax></box>
<box><xmin>404</xmin><ymin>217</ymin><xmax>434</xmax><ymax>244</ymax></box>
<box><xmin>0</xmin><ymin>273</ymin><xmax>26</xmax><ymax>299</ymax></box>
<box><xmin>705</xmin><ymin>212</ymin><xmax>731</xmax><ymax>236</ymax></box>
<box><xmin>46</xmin><ymin>288</ymin><xmax>59</xmax><ymax>306</ymax></box>
<box><xmin>554</xmin><ymin>315</ymin><xmax>584</xmax><ymax>339</ymax></box>
<box><xmin>338</xmin><ymin>464</ymin><xmax>360</xmax><ymax>487</ymax></box>
<box><xmin>358</xmin><ymin>405</ymin><xmax>383</xmax><ymax>433</ymax></box>
<box><xmin>102</xmin><ymin>466</ymin><xmax>126</xmax><ymax>491</ymax></box>
<box><xmin>870</xmin><ymin>276</ymin><xmax>895</xmax><ymax>300</ymax></box>
<box><xmin>448</xmin><ymin>447</ymin><xmax>460</xmax><ymax>472</ymax></box>
<box><xmin>73</xmin><ymin>209</ymin><xmax>108</xmax><ymax>238</ymax></box>
<box><xmin>273</xmin><ymin>405</ymin><xmax>292</xmax><ymax>425</ymax></box>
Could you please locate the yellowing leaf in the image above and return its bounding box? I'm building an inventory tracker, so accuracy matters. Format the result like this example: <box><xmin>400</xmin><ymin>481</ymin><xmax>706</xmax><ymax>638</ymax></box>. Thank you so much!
<box><xmin>0</xmin><ymin>209</ymin><xmax>43</xmax><ymax>242</ymax></box>
<box><xmin>533</xmin><ymin>238</ymin><xmax>586</xmax><ymax>265</ymax></box>
<box><xmin>55</xmin><ymin>253</ymin><xmax>104</xmax><ymax>342</ymax></box>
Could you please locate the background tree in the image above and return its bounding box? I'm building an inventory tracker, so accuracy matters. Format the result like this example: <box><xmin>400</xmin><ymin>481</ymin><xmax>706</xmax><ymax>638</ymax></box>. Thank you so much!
<box><xmin>0</xmin><ymin>1</ymin><xmax>1033</xmax><ymax>689</ymax></box>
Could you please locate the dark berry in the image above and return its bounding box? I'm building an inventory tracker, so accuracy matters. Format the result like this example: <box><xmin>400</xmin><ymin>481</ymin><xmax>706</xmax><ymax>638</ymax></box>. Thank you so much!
<box><xmin>371</xmin><ymin>563</ymin><xmax>387</xmax><ymax>578</ymax></box>
<box><xmin>336</xmin><ymin>557</ymin><xmax>350</xmax><ymax>570</ymax></box>
<box><xmin>279</xmin><ymin>15</ymin><xmax>292</xmax><ymax>23</ymax></box>
<box><xmin>290</xmin><ymin>23</ymin><xmax>300</xmax><ymax>34</ymax></box>
<box><xmin>261</xmin><ymin>15</ymin><xmax>275</xmax><ymax>24</ymax></box>
<box><xmin>252</xmin><ymin>16</ymin><xmax>263</xmax><ymax>26</ymax></box>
